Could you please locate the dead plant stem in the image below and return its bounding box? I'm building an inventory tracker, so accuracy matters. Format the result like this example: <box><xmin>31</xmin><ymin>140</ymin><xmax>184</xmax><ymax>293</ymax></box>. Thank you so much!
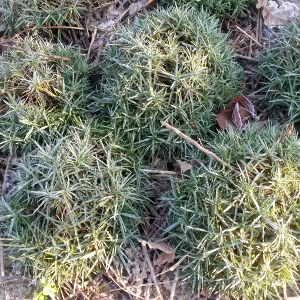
<box><xmin>170</xmin><ymin>268</ymin><xmax>179</xmax><ymax>300</ymax></box>
<box><xmin>162</xmin><ymin>122</ymin><xmax>239</xmax><ymax>174</ymax></box>
<box><xmin>142</xmin><ymin>169</ymin><xmax>177</xmax><ymax>176</ymax></box>
<box><xmin>235</xmin><ymin>54</ymin><xmax>261</xmax><ymax>62</ymax></box>
<box><xmin>236</xmin><ymin>25</ymin><xmax>263</xmax><ymax>48</ymax></box>
<box><xmin>87</xmin><ymin>28</ymin><xmax>97</xmax><ymax>59</ymax></box>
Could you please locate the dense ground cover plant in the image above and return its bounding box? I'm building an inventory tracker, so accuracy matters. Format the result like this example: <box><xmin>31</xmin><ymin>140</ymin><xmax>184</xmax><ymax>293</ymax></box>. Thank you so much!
<box><xmin>0</xmin><ymin>0</ymin><xmax>85</xmax><ymax>37</ymax></box>
<box><xmin>165</xmin><ymin>125</ymin><xmax>300</xmax><ymax>299</ymax></box>
<box><xmin>161</xmin><ymin>0</ymin><xmax>252</xmax><ymax>19</ymax></box>
<box><xmin>259</xmin><ymin>21</ymin><xmax>300</xmax><ymax>122</ymax></box>
<box><xmin>0</xmin><ymin>37</ymin><xmax>91</xmax><ymax>154</ymax></box>
<box><xmin>0</xmin><ymin>126</ymin><xmax>148</xmax><ymax>287</ymax></box>
<box><xmin>93</xmin><ymin>6</ymin><xmax>244</xmax><ymax>163</ymax></box>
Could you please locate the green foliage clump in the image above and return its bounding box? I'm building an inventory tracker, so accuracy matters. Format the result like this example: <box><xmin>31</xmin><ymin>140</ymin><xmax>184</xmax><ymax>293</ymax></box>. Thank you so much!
<box><xmin>259</xmin><ymin>22</ymin><xmax>300</xmax><ymax>122</ymax></box>
<box><xmin>0</xmin><ymin>0</ymin><xmax>85</xmax><ymax>37</ymax></box>
<box><xmin>93</xmin><ymin>6</ymin><xmax>244</xmax><ymax>163</ymax></box>
<box><xmin>161</xmin><ymin>0</ymin><xmax>252</xmax><ymax>19</ymax></box>
<box><xmin>166</xmin><ymin>125</ymin><xmax>300</xmax><ymax>299</ymax></box>
<box><xmin>0</xmin><ymin>37</ymin><xmax>91</xmax><ymax>154</ymax></box>
<box><xmin>0</xmin><ymin>126</ymin><xmax>147</xmax><ymax>287</ymax></box>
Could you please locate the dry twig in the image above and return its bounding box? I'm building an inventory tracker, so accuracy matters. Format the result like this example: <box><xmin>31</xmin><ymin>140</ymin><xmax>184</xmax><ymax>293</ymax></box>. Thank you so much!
<box><xmin>162</xmin><ymin>121</ymin><xmax>239</xmax><ymax>174</ymax></box>
<box><xmin>236</xmin><ymin>25</ymin><xmax>263</xmax><ymax>48</ymax></box>
<box><xmin>234</xmin><ymin>54</ymin><xmax>261</xmax><ymax>62</ymax></box>
<box><xmin>87</xmin><ymin>28</ymin><xmax>97</xmax><ymax>59</ymax></box>
<box><xmin>43</xmin><ymin>26</ymin><xmax>84</xmax><ymax>30</ymax></box>
<box><xmin>170</xmin><ymin>268</ymin><xmax>179</xmax><ymax>300</ymax></box>
<box><xmin>141</xmin><ymin>169</ymin><xmax>177</xmax><ymax>176</ymax></box>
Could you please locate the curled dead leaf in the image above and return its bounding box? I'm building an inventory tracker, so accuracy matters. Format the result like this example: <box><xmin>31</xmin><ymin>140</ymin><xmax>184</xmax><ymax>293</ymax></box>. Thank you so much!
<box><xmin>216</xmin><ymin>108</ymin><xmax>234</xmax><ymax>130</ymax></box>
<box><xmin>138</xmin><ymin>240</ymin><xmax>175</xmax><ymax>266</ymax></box>
<box><xmin>232</xmin><ymin>103</ymin><xmax>243</xmax><ymax>130</ymax></box>
<box><xmin>228</xmin><ymin>95</ymin><xmax>256</xmax><ymax>118</ymax></box>
<box><xmin>216</xmin><ymin>95</ymin><xmax>256</xmax><ymax>130</ymax></box>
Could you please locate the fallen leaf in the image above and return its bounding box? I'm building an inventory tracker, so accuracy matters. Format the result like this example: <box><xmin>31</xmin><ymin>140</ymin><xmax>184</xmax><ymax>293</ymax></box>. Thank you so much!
<box><xmin>232</xmin><ymin>103</ymin><xmax>243</xmax><ymax>130</ymax></box>
<box><xmin>139</xmin><ymin>240</ymin><xmax>174</xmax><ymax>253</ymax></box>
<box><xmin>256</xmin><ymin>0</ymin><xmax>299</xmax><ymax>26</ymax></box>
<box><xmin>176</xmin><ymin>160</ymin><xmax>191</xmax><ymax>173</ymax></box>
<box><xmin>216</xmin><ymin>95</ymin><xmax>256</xmax><ymax>130</ymax></box>
<box><xmin>129</xmin><ymin>0</ymin><xmax>148</xmax><ymax>15</ymax></box>
<box><xmin>216</xmin><ymin>108</ymin><xmax>235</xmax><ymax>130</ymax></box>
<box><xmin>139</xmin><ymin>241</ymin><xmax>175</xmax><ymax>266</ymax></box>
<box><xmin>228</xmin><ymin>95</ymin><xmax>256</xmax><ymax>118</ymax></box>
<box><xmin>154</xmin><ymin>252</ymin><xmax>175</xmax><ymax>266</ymax></box>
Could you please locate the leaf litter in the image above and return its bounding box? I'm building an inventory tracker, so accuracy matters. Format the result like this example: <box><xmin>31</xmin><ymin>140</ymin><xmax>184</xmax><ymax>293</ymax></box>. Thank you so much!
<box><xmin>256</xmin><ymin>0</ymin><xmax>300</xmax><ymax>26</ymax></box>
<box><xmin>216</xmin><ymin>95</ymin><xmax>256</xmax><ymax>130</ymax></box>
<box><xmin>139</xmin><ymin>240</ymin><xmax>175</xmax><ymax>266</ymax></box>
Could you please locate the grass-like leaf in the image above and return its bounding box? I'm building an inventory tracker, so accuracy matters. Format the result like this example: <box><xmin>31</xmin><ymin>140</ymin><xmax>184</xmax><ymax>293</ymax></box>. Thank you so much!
<box><xmin>165</xmin><ymin>125</ymin><xmax>300</xmax><ymax>299</ymax></box>
<box><xmin>92</xmin><ymin>5</ymin><xmax>244</xmax><ymax>164</ymax></box>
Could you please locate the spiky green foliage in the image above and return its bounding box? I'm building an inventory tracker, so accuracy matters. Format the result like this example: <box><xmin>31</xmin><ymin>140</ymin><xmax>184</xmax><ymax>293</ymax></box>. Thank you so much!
<box><xmin>0</xmin><ymin>126</ymin><xmax>147</xmax><ymax>287</ymax></box>
<box><xmin>0</xmin><ymin>0</ymin><xmax>85</xmax><ymax>37</ymax></box>
<box><xmin>161</xmin><ymin>0</ymin><xmax>252</xmax><ymax>19</ymax></box>
<box><xmin>165</xmin><ymin>125</ymin><xmax>300</xmax><ymax>299</ymax></box>
<box><xmin>259</xmin><ymin>21</ymin><xmax>300</xmax><ymax>122</ymax></box>
<box><xmin>92</xmin><ymin>6</ymin><xmax>244</xmax><ymax>164</ymax></box>
<box><xmin>0</xmin><ymin>37</ymin><xmax>91</xmax><ymax>154</ymax></box>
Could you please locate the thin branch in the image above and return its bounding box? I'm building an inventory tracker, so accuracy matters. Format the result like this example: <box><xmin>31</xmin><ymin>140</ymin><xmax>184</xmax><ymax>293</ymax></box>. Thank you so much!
<box><xmin>234</xmin><ymin>54</ymin><xmax>261</xmax><ymax>62</ymax></box>
<box><xmin>170</xmin><ymin>268</ymin><xmax>179</xmax><ymax>300</ymax></box>
<box><xmin>43</xmin><ymin>26</ymin><xmax>85</xmax><ymax>30</ymax></box>
<box><xmin>87</xmin><ymin>28</ymin><xmax>97</xmax><ymax>59</ymax></box>
<box><xmin>162</xmin><ymin>121</ymin><xmax>239</xmax><ymax>174</ymax></box>
<box><xmin>1</xmin><ymin>44</ymin><xmax>71</xmax><ymax>61</ymax></box>
<box><xmin>236</xmin><ymin>25</ymin><xmax>263</xmax><ymax>48</ymax></box>
<box><xmin>141</xmin><ymin>169</ymin><xmax>177</xmax><ymax>176</ymax></box>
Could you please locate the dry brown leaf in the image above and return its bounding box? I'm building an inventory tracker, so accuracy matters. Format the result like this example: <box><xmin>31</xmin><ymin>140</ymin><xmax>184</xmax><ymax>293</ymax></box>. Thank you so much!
<box><xmin>232</xmin><ymin>103</ymin><xmax>243</xmax><ymax>130</ymax></box>
<box><xmin>216</xmin><ymin>95</ymin><xmax>256</xmax><ymax>130</ymax></box>
<box><xmin>216</xmin><ymin>108</ymin><xmax>234</xmax><ymax>130</ymax></box>
<box><xmin>176</xmin><ymin>160</ymin><xmax>191</xmax><ymax>173</ymax></box>
<box><xmin>139</xmin><ymin>240</ymin><xmax>175</xmax><ymax>266</ymax></box>
<box><xmin>228</xmin><ymin>95</ymin><xmax>256</xmax><ymax>118</ymax></box>
<box><xmin>256</xmin><ymin>0</ymin><xmax>299</xmax><ymax>26</ymax></box>
<box><xmin>139</xmin><ymin>240</ymin><xmax>174</xmax><ymax>253</ymax></box>
<box><xmin>154</xmin><ymin>252</ymin><xmax>175</xmax><ymax>266</ymax></box>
